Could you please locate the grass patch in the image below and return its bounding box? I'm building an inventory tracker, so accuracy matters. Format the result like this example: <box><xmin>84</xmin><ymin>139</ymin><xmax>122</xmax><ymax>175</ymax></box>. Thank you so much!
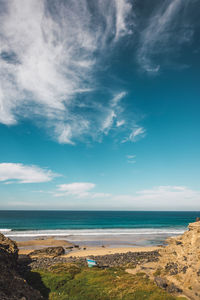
<box><xmin>153</xmin><ymin>268</ymin><xmax>162</xmax><ymax>276</ymax></box>
<box><xmin>25</xmin><ymin>263</ymin><xmax>187</xmax><ymax>300</ymax></box>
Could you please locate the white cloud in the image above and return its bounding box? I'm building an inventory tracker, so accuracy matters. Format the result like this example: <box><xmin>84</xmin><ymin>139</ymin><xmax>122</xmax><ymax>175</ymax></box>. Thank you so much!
<box><xmin>137</xmin><ymin>0</ymin><xmax>194</xmax><ymax>73</ymax></box>
<box><xmin>55</xmin><ymin>182</ymin><xmax>111</xmax><ymax>199</ymax></box>
<box><xmin>101</xmin><ymin>110</ymin><xmax>116</xmax><ymax>134</ymax></box>
<box><xmin>106</xmin><ymin>185</ymin><xmax>200</xmax><ymax>210</ymax></box>
<box><xmin>0</xmin><ymin>0</ymin><xmax>133</xmax><ymax>144</ymax></box>
<box><xmin>111</xmin><ymin>91</ymin><xmax>127</xmax><ymax>107</ymax></box>
<box><xmin>114</xmin><ymin>0</ymin><xmax>132</xmax><ymax>40</ymax></box>
<box><xmin>122</xmin><ymin>126</ymin><xmax>146</xmax><ymax>143</ymax></box>
<box><xmin>127</xmin><ymin>155</ymin><xmax>136</xmax><ymax>159</ymax></box>
<box><xmin>101</xmin><ymin>91</ymin><xmax>127</xmax><ymax>135</ymax></box>
<box><xmin>0</xmin><ymin>163</ymin><xmax>58</xmax><ymax>183</ymax></box>
<box><xmin>133</xmin><ymin>186</ymin><xmax>200</xmax><ymax>208</ymax></box>
<box><xmin>82</xmin><ymin>185</ymin><xmax>196</xmax><ymax>210</ymax></box>
<box><xmin>130</xmin><ymin>127</ymin><xmax>145</xmax><ymax>140</ymax></box>
<box><xmin>53</xmin><ymin>184</ymin><xmax>200</xmax><ymax>210</ymax></box>
<box><xmin>56</xmin><ymin>182</ymin><xmax>95</xmax><ymax>198</ymax></box>
<box><xmin>116</xmin><ymin>120</ymin><xmax>125</xmax><ymax>127</ymax></box>
<box><xmin>90</xmin><ymin>192</ymin><xmax>111</xmax><ymax>199</ymax></box>
<box><xmin>126</xmin><ymin>154</ymin><xmax>136</xmax><ymax>164</ymax></box>
<box><xmin>56</xmin><ymin>124</ymin><xmax>74</xmax><ymax>145</ymax></box>
<box><xmin>58</xmin><ymin>182</ymin><xmax>95</xmax><ymax>193</ymax></box>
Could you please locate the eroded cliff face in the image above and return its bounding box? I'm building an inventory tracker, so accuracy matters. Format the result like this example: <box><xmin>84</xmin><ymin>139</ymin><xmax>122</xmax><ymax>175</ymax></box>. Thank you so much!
<box><xmin>0</xmin><ymin>233</ymin><xmax>43</xmax><ymax>300</ymax></box>
<box><xmin>156</xmin><ymin>221</ymin><xmax>200</xmax><ymax>299</ymax></box>
<box><xmin>128</xmin><ymin>221</ymin><xmax>200</xmax><ymax>299</ymax></box>
<box><xmin>0</xmin><ymin>233</ymin><xmax>18</xmax><ymax>266</ymax></box>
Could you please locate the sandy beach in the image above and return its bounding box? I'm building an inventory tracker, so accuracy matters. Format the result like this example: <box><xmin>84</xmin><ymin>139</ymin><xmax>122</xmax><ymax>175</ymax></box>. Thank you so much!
<box><xmin>17</xmin><ymin>237</ymin><xmax>159</xmax><ymax>256</ymax></box>
<box><xmin>64</xmin><ymin>246</ymin><xmax>160</xmax><ymax>257</ymax></box>
<box><xmin>17</xmin><ymin>237</ymin><xmax>73</xmax><ymax>248</ymax></box>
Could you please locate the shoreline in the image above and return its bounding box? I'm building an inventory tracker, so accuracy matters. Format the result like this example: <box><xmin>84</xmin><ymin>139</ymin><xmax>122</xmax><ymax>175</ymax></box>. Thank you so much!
<box><xmin>16</xmin><ymin>236</ymin><xmax>160</xmax><ymax>257</ymax></box>
<box><xmin>9</xmin><ymin>228</ymin><xmax>183</xmax><ymax>251</ymax></box>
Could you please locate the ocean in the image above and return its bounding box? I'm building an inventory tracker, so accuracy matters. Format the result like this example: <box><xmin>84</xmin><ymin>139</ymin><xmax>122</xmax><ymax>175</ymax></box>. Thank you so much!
<box><xmin>0</xmin><ymin>210</ymin><xmax>199</xmax><ymax>247</ymax></box>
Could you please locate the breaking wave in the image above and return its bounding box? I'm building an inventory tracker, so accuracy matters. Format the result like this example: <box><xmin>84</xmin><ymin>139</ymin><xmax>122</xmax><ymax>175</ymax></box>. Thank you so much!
<box><xmin>1</xmin><ymin>227</ymin><xmax>186</xmax><ymax>238</ymax></box>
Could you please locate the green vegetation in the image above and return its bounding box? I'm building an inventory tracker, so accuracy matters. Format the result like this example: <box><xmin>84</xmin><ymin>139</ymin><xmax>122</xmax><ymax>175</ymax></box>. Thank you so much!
<box><xmin>25</xmin><ymin>263</ymin><xmax>187</xmax><ymax>300</ymax></box>
<box><xmin>153</xmin><ymin>268</ymin><xmax>162</xmax><ymax>277</ymax></box>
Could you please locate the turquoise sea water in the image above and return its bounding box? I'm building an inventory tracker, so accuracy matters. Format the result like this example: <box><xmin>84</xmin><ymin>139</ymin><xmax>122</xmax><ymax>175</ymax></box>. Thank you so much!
<box><xmin>0</xmin><ymin>211</ymin><xmax>199</xmax><ymax>246</ymax></box>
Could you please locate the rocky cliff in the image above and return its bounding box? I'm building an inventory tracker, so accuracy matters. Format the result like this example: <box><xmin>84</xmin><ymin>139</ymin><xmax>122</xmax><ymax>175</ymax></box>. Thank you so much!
<box><xmin>157</xmin><ymin>221</ymin><xmax>200</xmax><ymax>299</ymax></box>
<box><xmin>0</xmin><ymin>233</ymin><xmax>43</xmax><ymax>300</ymax></box>
<box><xmin>129</xmin><ymin>221</ymin><xmax>200</xmax><ymax>300</ymax></box>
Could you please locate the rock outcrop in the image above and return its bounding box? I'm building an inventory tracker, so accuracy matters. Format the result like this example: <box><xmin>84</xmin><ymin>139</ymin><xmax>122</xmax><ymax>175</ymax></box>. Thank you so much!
<box><xmin>156</xmin><ymin>220</ymin><xmax>200</xmax><ymax>299</ymax></box>
<box><xmin>29</xmin><ymin>246</ymin><xmax>65</xmax><ymax>258</ymax></box>
<box><xmin>0</xmin><ymin>234</ymin><xmax>43</xmax><ymax>300</ymax></box>
<box><xmin>0</xmin><ymin>233</ymin><xmax>18</xmax><ymax>266</ymax></box>
<box><xmin>131</xmin><ymin>220</ymin><xmax>200</xmax><ymax>299</ymax></box>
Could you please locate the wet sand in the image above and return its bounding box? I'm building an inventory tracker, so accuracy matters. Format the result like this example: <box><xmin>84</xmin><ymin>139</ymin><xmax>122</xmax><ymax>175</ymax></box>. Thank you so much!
<box><xmin>16</xmin><ymin>237</ymin><xmax>73</xmax><ymax>251</ymax></box>
<box><xmin>17</xmin><ymin>237</ymin><xmax>159</xmax><ymax>256</ymax></box>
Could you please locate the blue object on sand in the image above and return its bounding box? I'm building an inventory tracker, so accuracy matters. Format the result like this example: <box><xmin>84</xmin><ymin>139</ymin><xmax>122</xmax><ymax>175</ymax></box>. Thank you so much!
<box><xmin>86</xmin><ymin>258</ymin><xmax>97</xmax><ymax>268</ymax></box>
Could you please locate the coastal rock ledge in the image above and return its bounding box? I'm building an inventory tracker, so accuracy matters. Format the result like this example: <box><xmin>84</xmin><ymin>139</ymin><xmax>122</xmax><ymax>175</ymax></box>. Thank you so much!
<box><xmin>0</xmin><ymin>233</ymin><xmax>43</xmax><ymax>300</ymax></box>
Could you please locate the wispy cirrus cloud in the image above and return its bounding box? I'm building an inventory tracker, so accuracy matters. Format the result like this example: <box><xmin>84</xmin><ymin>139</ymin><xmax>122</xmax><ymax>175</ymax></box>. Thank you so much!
<box><xmin>137</xmin><ymin>0</ymin><xmax>194</xmax><ymax>73</ymax></box>
<box><xmin>0</xmin><ymin>0</ymin><xmax>135</xmax><ymax>144</ymax></box>
<box><xmin>1</xmin><ymin>0</ymin><xmax>195</xmax><ymax>144</ymax></box>
<box><xmin>101</xmin><ymin>91</ymin><xmax>127</xmax><ymax>135</ymax></box>
<box><xmin>0</xmin><ymin>163</ymin><xmax>58</xmax><ymax>183</ymax></box>
<box><xmin>122</xmin><ymin>126</ymin><xmax>146</xmax><ymax>143</ymax></box>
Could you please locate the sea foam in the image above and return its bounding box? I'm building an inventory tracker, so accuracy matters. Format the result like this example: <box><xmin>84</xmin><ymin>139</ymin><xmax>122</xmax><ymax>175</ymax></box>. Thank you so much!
<box><xmin>2</xmin><ymin>228</ymin><xmax>185</xmax><ymax>238</ymax></box>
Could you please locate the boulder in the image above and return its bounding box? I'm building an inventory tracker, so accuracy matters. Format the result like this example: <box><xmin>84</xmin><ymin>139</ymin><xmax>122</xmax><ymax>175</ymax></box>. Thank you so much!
<box><xmin>154</xmin><ymin>277</ymin><xmax>182</xmax><ymax>294</ymax></box>
<box><xmin>29</xmin><ymin>246</ymin><xmax>65</xmax><ymax>257</ymax></box>
<box><xmin>154</xmin><ymin>277</ymin><xmax>168</xmax><ymax>289</ymax></box>
<box><xmin>166</xmin><ymin>283</ymin><xmax>182</xmax><ymax>294</ymax></box>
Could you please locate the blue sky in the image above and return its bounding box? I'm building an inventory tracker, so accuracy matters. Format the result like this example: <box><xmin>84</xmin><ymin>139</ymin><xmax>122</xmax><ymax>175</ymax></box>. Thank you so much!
<box><xmin>0</xmin><ymin>0</ymin><xmax>200</xmax><ymax>210</ymax></box>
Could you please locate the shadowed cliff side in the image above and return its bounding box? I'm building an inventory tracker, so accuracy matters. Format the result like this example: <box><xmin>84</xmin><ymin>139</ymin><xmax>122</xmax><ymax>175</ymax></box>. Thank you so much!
<box><xmin>0</xmin><ymin>233</ymin><xmax>44</xmax><ymax>300</ymax></box>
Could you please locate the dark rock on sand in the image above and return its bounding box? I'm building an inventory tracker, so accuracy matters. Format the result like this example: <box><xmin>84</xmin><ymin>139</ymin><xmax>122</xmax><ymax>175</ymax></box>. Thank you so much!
<box><xmin>154</xmin><ymin>277</ymin><xmax>168</xmax><ymax>289</ymax></box>
<box><xmin>165</xmin><ymin>262</ymin><xmax>178</xmax><ymax>275</ymax></box>
<box><xmin>0</xmin><ymin>233</ymin><xmax>43</xmax><ymax>300</ymax></box>
<box><xmin>181</xmin><ymin>266</ymin><xmax>188</xmax><ymax>274</ymax></box>
<box><xmin>154</xmin><ymin>277</ymin><xmax>182</xmax><ymax>294</ymax></box>
<box><xmin>65</xmin><ymin>246</ymin><xmax>74</xmax><ymax>249</ymax></box>
<box><xmin>29</xmin><ymin>246</ymin><xmax>65</xmax><ymax>257</ymax></box>
<box><xmin>166</xmin><ymin>283</ymin><xmax>182</xmax><ymax>294</ymax></box>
